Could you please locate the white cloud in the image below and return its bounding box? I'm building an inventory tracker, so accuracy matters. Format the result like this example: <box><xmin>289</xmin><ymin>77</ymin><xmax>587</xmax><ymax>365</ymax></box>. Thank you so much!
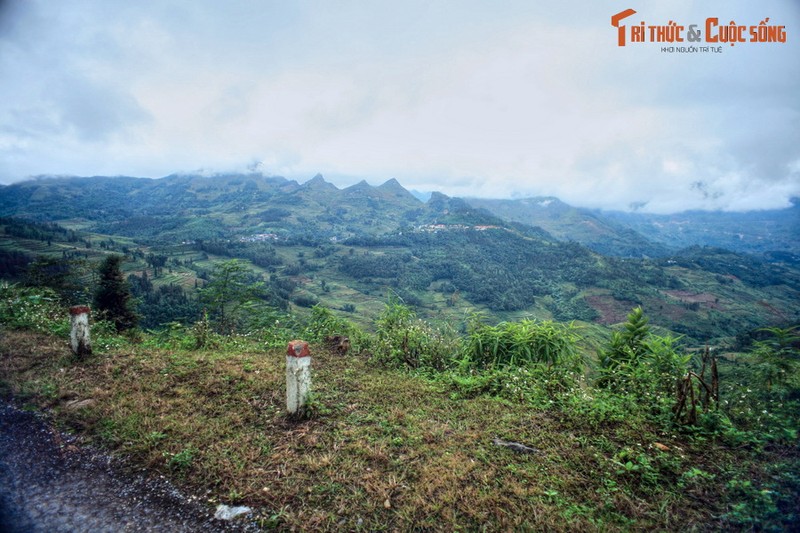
<box><xmin>0</xmin><ymin>0</ymin><xmax>798</xmax><ymax>213</ymax></box>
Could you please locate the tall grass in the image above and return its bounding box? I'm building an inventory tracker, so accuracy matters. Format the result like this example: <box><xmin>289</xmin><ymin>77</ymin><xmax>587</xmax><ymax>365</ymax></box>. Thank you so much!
<box><xmin>464</xmin><ymin>319</ymin><xmax>581</xmax><ymax>370</ymax></box>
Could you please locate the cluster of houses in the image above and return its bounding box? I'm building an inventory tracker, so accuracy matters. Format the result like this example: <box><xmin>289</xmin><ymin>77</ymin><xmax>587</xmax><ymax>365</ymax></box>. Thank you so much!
<box><xmin>415</xmin><ymin>224</ymin><xmax>500</xmax><ymax>233</ymax></box>
<box><xmin>239</xmin><ymin>233</ymin><xmax>280</xmax><ymax>243</ymax></box>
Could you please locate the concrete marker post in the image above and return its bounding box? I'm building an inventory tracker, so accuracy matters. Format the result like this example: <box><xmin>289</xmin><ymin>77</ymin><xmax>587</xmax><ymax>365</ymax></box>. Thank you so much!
<box><xmin>69</xmin><ymin>305</ymin><xmax>92</xmax><ymax>357</ymax></box>
<box><xmin>286</xmin><ymin>340</ymin><xmax>311</xmax><ymax>415</ymax></box>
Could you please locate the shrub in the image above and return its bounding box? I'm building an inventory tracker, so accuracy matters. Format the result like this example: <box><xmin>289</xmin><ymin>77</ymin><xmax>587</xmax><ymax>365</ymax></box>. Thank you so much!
<box><xmin>373</xmin><ymin>299</ymin><xmax>460</xmax><ymax>370</ymax></box>
<box><xmin>303</xmin><ymin>305</ymin><xmax>371</xmax><ymax>354</ymax></box>
<box><xmin>598</xmin><ymin>307</ymin><xmax>650</xmax><ymax>380</ymax></box>
<box><xmin>598</xmin><ymin>308</ymin><xmax>689</xmax><ymax>396</ymax></box>
<box><xmin>442</xmin><ymin>364</ymin><xmax>586</xmax><ymax>407</ymax></box>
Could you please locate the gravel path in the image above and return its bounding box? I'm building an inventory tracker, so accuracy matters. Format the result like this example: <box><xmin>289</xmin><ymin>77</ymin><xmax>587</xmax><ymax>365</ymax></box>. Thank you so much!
<box><xmin>0</xmin><ymin>402</ymin><xmax>259</xmax><ymax>532</ymax></box>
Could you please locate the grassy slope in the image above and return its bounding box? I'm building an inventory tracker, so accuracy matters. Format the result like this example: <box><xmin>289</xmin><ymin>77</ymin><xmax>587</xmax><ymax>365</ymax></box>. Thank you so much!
<box><xmin>2</xmin><ymin>328</ymin><xmax>797</xmax><ymax>531</ymax></box>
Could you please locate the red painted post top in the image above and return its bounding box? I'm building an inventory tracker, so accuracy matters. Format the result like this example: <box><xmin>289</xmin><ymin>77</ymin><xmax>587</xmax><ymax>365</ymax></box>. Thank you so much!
<box><xmin>69</xmin><ymin>305</ymin><xmax>91</xmax><ymax>316</ymax></box>
<box><xmin>287</xmin><ymin>340</ymin><xmax>310</xmax><ymax>358</ymax></box>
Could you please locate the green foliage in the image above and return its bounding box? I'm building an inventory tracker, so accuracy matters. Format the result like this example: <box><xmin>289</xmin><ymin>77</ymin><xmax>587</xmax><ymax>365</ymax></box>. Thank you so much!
<box><xmin>25</xmin><ymin>256</ymin><xmax>89</xmax><ymax>304</ymax></box>
<box><xmin>292</xmin><ymin>293</ymin><xmax>320</xmax><ymax>308</ymax></box>
<box><xmin>600</xmin><ymin>307</ymin><xmax>650</xmax><ymax>374</ymax></box>
<box><xmin>596</xmin><ymin>308</ymin><xmax>694</xmax><ymax>428</ymax></box>
<box><xmin>0</xmin><ymin>248</ymin><xmax>33</xmax><ymax>280</ymax></box>
<box><xmin>641</xmin><ymin>335</ymin><xmax>692</xmax><ymax>394</ymax></box>
<box><xmin>91</xmin><ymin>319</ymin><xmax>131</xmax><ymax>352</ymax></box>
<box><xmin>751</xmin><ymin>326</ymin><xmax>799</xmax><ymax>393</ymax></box>
<box><xmin>164</xmin><ymin>447</ymin><xmax>197</xmax><ymax>472</ymax></box>
<box><xmin>463</xmin><ymin>318</ymin><xmax>581</xmax><ymax>370</ymax></box>
<box><xmin>242</xmin><ymin>306</ymin><xmax>298</xmax><ymax>349</ymax></box>
<box><xmin>559</xmin><ymin>387</ymin><xmax>636</xmax><ymax>429</ymax></box>
<box><xmin>94</xmin><ymin>255</ymin><xmax>138</xmax><ymax>332</ymax></box>
<box><xmin>199</xmin><ymin>259</ymin><xmax>265</xmax><ymax>333</ymax></box>
<box><xmin>291</xmin><ymin>391</ymin><xmax>332</xmax><ymax>421</ymax></box>
<box><xmin>0</xmin><ymin>282</ymin><xmax>69</xmax><ymax>336</ymax></box>
<box><xmin>373</xmin><ymin>297</ymin><xmax>460</xmax><ymax>370</ymax></box>
<box><xmin>302</xmin><ymin>305</ymin><xmax>370</xmax><ymax>354</ymax></box>
<box><xmin>129</xmin><ymin>273</ymin><xmax>201</xmax><ymax>329</ymax></box>
<box><xmin>442</xmin><ymin>364</ymin><xmax>585</xmax><ymax>407</ymax></box>
<box><xmin>713</xmin><ymin>326</ymin><xmax>800</xmax><ymax>443</ymax></box>
<box><xmin>192</xmin><ymin>311</ymin><xmax>217</xmax><ymax>349</ymax></box>
<box><xmin>611</xmin><ymin>447</ymin><xmax>661</xmax><ymax>487</ymax></box>
<box><xmin>598</xmin><ymin>307</ymin><xmax>686</xmax><ymax>390</ymax></box>
<box><xmin>546</xmin><ymin>287</ymin><xmax>599</xmax><ymax>322</ymax></box>
<box><xmin>723</xmin><ymin>478</ymin><xmax>781</xmax><ymax>529</ymax></box>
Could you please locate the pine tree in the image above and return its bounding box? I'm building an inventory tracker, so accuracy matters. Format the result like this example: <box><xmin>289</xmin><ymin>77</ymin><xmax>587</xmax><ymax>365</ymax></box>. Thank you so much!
<box><xmin>94</xmin><ymin>255</ymin><xmax>137</xmax><ymax>332</ymax></box>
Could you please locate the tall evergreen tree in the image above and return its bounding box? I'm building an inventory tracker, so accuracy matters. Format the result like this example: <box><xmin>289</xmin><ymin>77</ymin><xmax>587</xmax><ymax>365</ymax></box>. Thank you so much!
<box><xmin>94</xmin><ymin>255</ymin><xmax>137</xmax><ymax>331</ymax></box>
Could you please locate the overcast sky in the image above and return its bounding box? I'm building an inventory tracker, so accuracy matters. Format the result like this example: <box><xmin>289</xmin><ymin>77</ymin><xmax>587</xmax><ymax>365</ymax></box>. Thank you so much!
<box><xmin>1</xmin><ymin>1</ymin><xmax>798</xmax><ymax>213</ymax></box>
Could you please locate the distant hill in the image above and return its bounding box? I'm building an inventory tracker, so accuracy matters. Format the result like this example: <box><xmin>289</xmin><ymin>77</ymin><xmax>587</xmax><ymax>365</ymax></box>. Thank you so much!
<box><xmin>465</xmin><ymin>197</ymin><xmax>668</xmax><ymax>257</ymax></box>
<box><xmin>601</xmin><ymin>199</ymin><xmax>800</xmax><ymax>257</ymax></box>
<box><xmin>466</xmin><ymin>196</ymin><xmax>800</xmax><ymax>258</ymax></box>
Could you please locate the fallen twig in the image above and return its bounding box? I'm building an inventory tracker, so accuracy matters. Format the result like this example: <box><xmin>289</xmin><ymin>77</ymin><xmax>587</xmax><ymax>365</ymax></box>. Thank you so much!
<box><xmin>493</xmin><ymin>438</ymin><xmax>539</xmax><ymax>454</ymax></box>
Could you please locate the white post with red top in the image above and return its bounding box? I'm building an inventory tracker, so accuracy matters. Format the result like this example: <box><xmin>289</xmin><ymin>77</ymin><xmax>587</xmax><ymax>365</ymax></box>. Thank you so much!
<box><xmin>286</xmin><ymin>340</ymin><xmax>311</xmax><ymax>414</ymax></box>
<box><xmin>69</xmin><ymin>305</ymin><xmax>92</xmax><ymax>357</ymax></box>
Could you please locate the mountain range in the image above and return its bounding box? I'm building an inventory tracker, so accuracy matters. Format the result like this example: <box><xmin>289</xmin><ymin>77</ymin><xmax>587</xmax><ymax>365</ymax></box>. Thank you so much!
<box><xmin>3</xmin><ymin>173</ymin><xmax>796</xmax><ymax>258</ymax></box>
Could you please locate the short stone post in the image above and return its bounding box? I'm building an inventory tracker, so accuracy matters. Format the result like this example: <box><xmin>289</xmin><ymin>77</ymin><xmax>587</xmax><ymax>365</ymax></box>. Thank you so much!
<box><xmin>286</xmin><ymin>340</ymin><xmax>311</xmax><ymax>415</ymax></box>
<box><xmin>69</xmin><ymin>305</ymin><xmax>92</xmax><ymax>357</ymax></box>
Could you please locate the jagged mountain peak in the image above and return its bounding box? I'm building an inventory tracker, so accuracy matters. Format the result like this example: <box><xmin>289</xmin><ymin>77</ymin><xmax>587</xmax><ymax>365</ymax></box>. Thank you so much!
<box><xmin>301</xmin><ymin>173</ymin><xmax>338</xmax><ymax>191</ymax></box>
<box><xmin>378</xmin><ymin>177</ymin><xmax>402</xmax><ymax>190</ymax></box>
<box><xmin>377</xmin><ymin>178</ymin><xmax>420</xmax><ymax>202</ymax></box>
<box><xmin>343</xmin><ymin>180</ymin><xmax>375</xmax><ymax>195</ymax></box>
<box><xmin>348</xmin><ymin>179</ymin><xmax>371</xmax><ymax>188</ymax></box>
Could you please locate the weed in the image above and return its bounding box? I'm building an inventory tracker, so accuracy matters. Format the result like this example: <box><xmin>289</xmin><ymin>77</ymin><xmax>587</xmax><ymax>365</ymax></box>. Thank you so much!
<box><xmin>303</xmin><ymin>304</ymin><xmax>371</xmax><ymax>354</ymax></box>
<box><xmin>192</xmin><ymin>311</ymin><xmax>217</xmax><ymax>349</ymax></box>
<box><xmin>165</xmin><ymin>447</ymin><xmax>197</xmax><ymax>471</ymax></box>
<box><xmin>0</xmin><ymin>283</ymin><xmax>68</xmax><ymax>335</ymax></box>
<box><xmin>291</xmin><ymin>391</ymin><xmax>330</xmax><ymax>420</ymax></box>
<box><xmin>146</xmin><ymin>431</ymin><xmax>168</xmax><ymax>445</ymax></box>
<box><xmin>678</xmin><ymin>467</ymin><xmax>716</xmax><ymax>489</ymax></box>
<box><xmin>227</xmin><ymin>489</ymin><xmax>244</xmax><ymax>504</ymax></box>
